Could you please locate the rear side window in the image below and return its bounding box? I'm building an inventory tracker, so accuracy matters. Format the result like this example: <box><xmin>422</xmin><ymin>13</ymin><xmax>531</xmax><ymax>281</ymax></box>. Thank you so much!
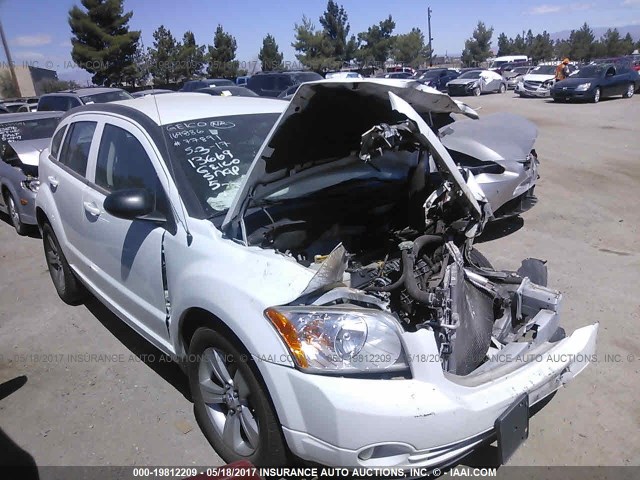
<box><xmin>95</xmin><ymin>124</ymin><xmax>159</xmax><ymax>192</ymax></box>
<box><xmin>58</xmin><ymin>121</ymin><xmax>96</xmax><ymax>176</ymax></box>
<box><xmin>50</xmin><ymin>125</ymin><xmax>67</xmax><ymax>159</ymax></box>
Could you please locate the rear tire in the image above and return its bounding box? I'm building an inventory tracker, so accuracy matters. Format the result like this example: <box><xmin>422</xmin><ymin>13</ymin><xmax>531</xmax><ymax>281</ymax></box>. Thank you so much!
<box><xmin>42</xmin><ymin>223</ymin><xmax>87</xmax><ymax>305</ymax></box>
<box><xmin>5</xmin><ymin>192</ymin><xmax>27</xmax><ymax>236</ymax></box>
<box><xmin>188</xmin><ymin>327</ymin><xmax>289</xmax><ymax>466</ymax></box>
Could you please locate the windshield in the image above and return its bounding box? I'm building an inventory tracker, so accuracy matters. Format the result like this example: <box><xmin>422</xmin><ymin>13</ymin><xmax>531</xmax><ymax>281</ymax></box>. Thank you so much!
<box><xmin>459</xmin><ymin>71</ymin><xmax>481</xmax><ymax>79</ymax></box>
<box><xmin>163</xmin><ymin>113</ymin><xmax>280</xmax><ymax>216</ymax></box>
<box><xmin>81</xmin><ymin>90</ymin><xmax>133</xmax><ymax>104</ymax></box>
<box><xmin>0</xmin><ymin>116</ymin><xmax>60</xmax><ymax>142</ymax></box>
<box><xmin>530</xmin><ymin>65</ymin><xmax>556</xmax><ymax>75</ymax></box>
<box><xmin>512</xmin><ymin>67</ymin><xmax>530</xmax><ymax>74</ymax></box>
<box><xmin>490</xmin><ymin>60</ymin><xmax>508</xmax><ymax>68</ymax></box>
<box><xmin>571</xmin><ymin>65</ymin><xmax>605</xmax><ymax>78</ymax></box>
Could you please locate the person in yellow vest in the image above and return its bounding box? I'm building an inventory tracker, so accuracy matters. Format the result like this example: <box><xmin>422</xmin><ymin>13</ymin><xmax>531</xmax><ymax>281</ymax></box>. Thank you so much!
<box><xmin>555</xmin><ymin>58</ymin><xmax>571</xmax><ymax>81</ymax></box>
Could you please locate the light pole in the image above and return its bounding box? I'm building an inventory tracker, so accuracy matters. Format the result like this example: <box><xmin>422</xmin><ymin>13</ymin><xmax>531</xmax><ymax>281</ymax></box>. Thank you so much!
<box><xmin>427</xmin><ymin>7</ymin><xmax>433</xmax><ymax>67</ymax></box>
<box><xmin>0</xmin><ymin>18</ymin><xmax>21</xmax><ymax>98</ymax></box>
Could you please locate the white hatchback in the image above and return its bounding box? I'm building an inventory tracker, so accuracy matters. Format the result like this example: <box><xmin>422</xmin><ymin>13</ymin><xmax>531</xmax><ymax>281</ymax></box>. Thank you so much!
<box><xmin>35</xmin><ymin>84</ymin><xmax>597</xmax><ymax>468</ymax></box>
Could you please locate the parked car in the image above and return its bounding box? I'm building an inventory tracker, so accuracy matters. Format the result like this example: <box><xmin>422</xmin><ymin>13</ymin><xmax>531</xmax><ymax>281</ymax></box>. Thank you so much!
<box><xmin>0</xmin><ymin>111</ymin><xmax>62</xmax><ymax>234</ymax></box>
<box><xmin>551</xmin><ymin>63</ymin><xmax>639</xmax><ymax>103</ymax></box>
<box><xmin>440</xmin><ymin>112</ymin><xmax>539</xmax><ymax>219</ymax></box>
<box><xmin>236</xmin><ymin>76</ymin><xmax>251</xmax><ymax>87</ymax></box>
<box><xmin>414</xmin><ymin>68</ymin><xmax>460</xmax><ymax>91</ymax></box>
<box><xmin>488</xmin><ymin>55</ymin><xmax>530</xmax><ymax>72</ymax></box>
<box><xmin>35</xmin><ymin>84</ymin><xmax>596</xmax><ymax>469</ymax></box>
<box><xmin>37</xmin><ymin>87</ymin><xmax>133</xmax><ymax>111</ymax></box>
<box><xmin>504</xmin><ymin>66</ymin><xmax>534</xmax><ymax>90</ymax></box>
<box><xmin>246</xmin><ymin>71</ymin><xmax>323</xmax><ymax>97</ymax></box>
<box><xmin>132</xmin><ymin>89</ymin><xmax>173</xmax><ymax>98</ymax></box>
<box><xmin>516</xmin><ymin>64</ymin><xmax>574</xmax><ymax>98</ymax></box>
<box><xmin>181</xmin><ymin>79</ymin><xmax>235</xmax><ymax>92</ymax></box>
<box><xmin>376</xmin><ymin>71</ymin><xmax>413</xmax><ymax>79</ymax></box>
<box><xmin>325</xmin><ymin>71</ymin><xmax>364</xmax><ymax>79</ymax></box>
<box><xmin>0</xmin><ymin>101</ymin><xmax>31</xmax><ymax>113</ymax></box>
<box><xmin>195</xmin><ymin>86</ymin><xmax>259</xmax><ymax>97</ymax></box>
<box><xmin>447</xmin><ymin>69</ymin><xmax>507</xmax><ymax>96</ymax></box>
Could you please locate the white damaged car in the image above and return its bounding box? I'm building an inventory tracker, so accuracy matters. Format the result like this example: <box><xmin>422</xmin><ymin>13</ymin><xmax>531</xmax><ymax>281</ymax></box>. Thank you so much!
<box><xmin>516</xmin><ymin>64</ymin><xmax>576</xmax><ymax>98</ymax></box>
<box><xmin>35</xmin><ymin>82</ymin><xmax>597</xmax><ymax>469</ymax></box>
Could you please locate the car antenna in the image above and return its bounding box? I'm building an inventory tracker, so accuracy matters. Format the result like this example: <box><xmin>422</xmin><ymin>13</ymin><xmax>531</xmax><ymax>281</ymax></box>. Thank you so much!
<box><xmin>145</xmin><ymin>74</ymin><xmax>194</xmax><ymax>245</ymax></box>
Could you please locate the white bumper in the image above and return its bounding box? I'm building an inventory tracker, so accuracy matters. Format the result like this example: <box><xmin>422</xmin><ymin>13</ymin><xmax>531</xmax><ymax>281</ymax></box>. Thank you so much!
<box><xmin>257</xmin><ymin>323</ymin><xmax>598</xmax><ymax>467</ymax></box>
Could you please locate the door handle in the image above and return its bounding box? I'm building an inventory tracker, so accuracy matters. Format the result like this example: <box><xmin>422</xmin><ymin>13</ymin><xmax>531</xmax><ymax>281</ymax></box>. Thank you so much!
<box><xmin>83</xmin><ymin>201</ymin><xmax>101</xmax><ymax>217</ymax></box>
<box><xmin>47</xmin><ymin>176</ymin><xmax>59</xmax><ymax>188</ymax></box>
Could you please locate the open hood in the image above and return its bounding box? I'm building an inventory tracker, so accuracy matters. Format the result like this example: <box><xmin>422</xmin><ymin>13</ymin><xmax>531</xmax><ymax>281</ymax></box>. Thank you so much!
<box><xmin>222</xmin><ymin>79</ymin><xmax>480</xmax><ymax>233</ymax></box>
<box><xmin>7</xmin><ymin>138</ymin><xmax>50</xmax><ymax>166</ymax></box>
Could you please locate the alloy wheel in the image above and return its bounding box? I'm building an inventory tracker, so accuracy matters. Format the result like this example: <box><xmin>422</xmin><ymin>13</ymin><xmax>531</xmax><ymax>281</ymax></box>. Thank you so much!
<box><xmin>593</xmin><ymin>88</ymin><xmax>600</xmax><ymax>103</ymax></box>
<box><xmin>44</xmin><ymin>233</ymin><xmax>64</xmax><ymax>288</ymax></box>
<box><xmin>198</xmin><ymin>347</ymin><xmax>260</xmax><ymax>456</ymax></box>
<box><xmin>626</xmin><ymin>84</ymin><xmax>634</xmax><ymax>98</ymax></box>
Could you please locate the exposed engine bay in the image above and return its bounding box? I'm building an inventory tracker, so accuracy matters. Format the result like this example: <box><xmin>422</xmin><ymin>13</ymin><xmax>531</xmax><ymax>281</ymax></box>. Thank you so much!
<box><xmin>241</xmin><ymin>117</ymin><xmax>562</xmax><ymax>376</ymax></box>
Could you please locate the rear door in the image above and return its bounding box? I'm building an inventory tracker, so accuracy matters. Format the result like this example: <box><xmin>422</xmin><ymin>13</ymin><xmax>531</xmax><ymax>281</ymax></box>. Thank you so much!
<box><xmin>79</xmin><ymin>117</ymin><xmax>171</xmax><ymax>348</ymax></box>
<box><xmin>47</xmin><ymin>118</ymin><xmax>98</xmax><ymax>271</ymax></box>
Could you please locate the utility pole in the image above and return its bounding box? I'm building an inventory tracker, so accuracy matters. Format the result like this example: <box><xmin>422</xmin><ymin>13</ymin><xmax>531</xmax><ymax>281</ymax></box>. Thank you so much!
<box><xmin>0</xmin><ymin>18</ymin><xmax>21</xmax><ymax>98</ymax></box>
<box><xmin>427</xmin><ymin>7</ymin><xmax>433</xmax><ymax>67</ymax></box>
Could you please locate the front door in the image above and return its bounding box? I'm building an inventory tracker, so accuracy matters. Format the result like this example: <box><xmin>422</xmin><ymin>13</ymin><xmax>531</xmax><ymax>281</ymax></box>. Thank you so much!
<box><xmin>79</xmin><ymin>119</ymin><xmax>172</xmax><ymax>350</ymax></box>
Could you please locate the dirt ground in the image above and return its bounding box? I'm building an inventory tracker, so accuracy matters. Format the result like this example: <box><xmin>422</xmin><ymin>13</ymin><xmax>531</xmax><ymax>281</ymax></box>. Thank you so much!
<box><xmin>1</xmin><ymin>91</ymin><xmax>639</xmax><ymax>470</ymax></box>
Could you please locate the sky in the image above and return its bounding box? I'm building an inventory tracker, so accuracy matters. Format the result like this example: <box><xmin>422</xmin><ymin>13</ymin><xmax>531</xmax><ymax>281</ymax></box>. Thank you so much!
<box><xmin>1</xmin><ymin>0</ymin><xmax>640</xmax><ymax>84</ymax></box>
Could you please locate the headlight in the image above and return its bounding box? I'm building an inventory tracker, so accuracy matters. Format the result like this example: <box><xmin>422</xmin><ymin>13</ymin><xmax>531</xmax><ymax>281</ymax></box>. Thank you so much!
<box><xmin>21</xmin><ymin>179</ymin><xmax>40</xmax><ymax>192</ymax></box>
<box><xmin>265</xmin><ymin>306</ymin><xmax>408</xmax><ymax>374</ymax></box>
<box><xmin>576</xmin><ymin>83</ymin><xmax>591</xmax><ymax>91</ymax></box>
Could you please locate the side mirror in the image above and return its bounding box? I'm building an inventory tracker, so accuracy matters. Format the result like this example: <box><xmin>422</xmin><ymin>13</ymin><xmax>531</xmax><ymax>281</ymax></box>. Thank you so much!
<box><xmin>103</xmin><ymin>188</ymin><xmax>158</xmax><ymax>221</ymax></box>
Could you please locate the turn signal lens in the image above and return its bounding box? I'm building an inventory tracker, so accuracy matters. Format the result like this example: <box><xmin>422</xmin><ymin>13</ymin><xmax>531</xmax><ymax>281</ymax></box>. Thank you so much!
<box><xmin>265</xmin><ymin>308</ymin><xmax>308</xmax><ymax>368</ymax></box>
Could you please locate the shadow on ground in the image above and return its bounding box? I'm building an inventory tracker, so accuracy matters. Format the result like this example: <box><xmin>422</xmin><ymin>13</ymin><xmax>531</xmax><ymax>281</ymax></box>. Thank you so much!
<box><xmin>83</xmin><ymin>297</ymin><xmax>191</xmax><ymax>401</ymax></box>
<box><xmin>476</xmin><ymin>216</ymin><xmax>524</xmax><ymax>243</ymax></box>
<box><xmin>0</xmin><ymin>376</ymin><xmax>39</xmax><ymax>479</ymax></box>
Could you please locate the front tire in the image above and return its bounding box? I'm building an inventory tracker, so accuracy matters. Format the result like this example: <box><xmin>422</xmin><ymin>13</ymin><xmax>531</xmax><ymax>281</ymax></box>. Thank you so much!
<box><xmin>623</xmin><ymin>83</ymin><xmax>634</xmax><ymax>98</ymax></box>
<box><xmin>473</xmin><ymin>87</ymin><xmax>481</xmax><ymax>96</ymax></box>
<box><xmin>42</xmin><ymin>223</ymin><xmax>87</xmax><ymax>305</ymax></box>
<box><xmin>499</xmin><ymin>83</ymin><xmax>506</xmax><ymax>93</ymax></box>
<box><xmin>5</xmin><ymin>192</ymin><xmax>27</xmax><ymax>236</ymax></box>
<box><xmin>592</xmin><ymin>87</ymin><xmax>601</xmax><ymax>103</ymax></box>
<box><xmin>188</xmin><ymin>327</ymin><xmax>288</xmax><ymax>466</ymax></box>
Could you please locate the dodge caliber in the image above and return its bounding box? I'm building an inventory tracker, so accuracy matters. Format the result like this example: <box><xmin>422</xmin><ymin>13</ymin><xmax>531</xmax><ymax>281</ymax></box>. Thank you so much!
<box><xmin>35</xmin><ymin>83</ymin><xmax>597</xmax><ymax>468</ymax></box>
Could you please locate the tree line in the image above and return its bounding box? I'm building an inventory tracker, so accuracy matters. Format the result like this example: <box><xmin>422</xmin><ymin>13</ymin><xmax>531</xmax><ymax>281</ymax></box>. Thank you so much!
<box><xmin>67</xmin><ymin>0</ymin><xmax>640</xmax><ymax>87</ymax></box>
<box><xmin>67</xmin><ymin>0</ymin><xmax>432</xmax><ymax>87</ymax></box>
<box><xmin>462</xmin><ymin>21</ymin><xmax>639</xmax><ymax>66</ymax></box>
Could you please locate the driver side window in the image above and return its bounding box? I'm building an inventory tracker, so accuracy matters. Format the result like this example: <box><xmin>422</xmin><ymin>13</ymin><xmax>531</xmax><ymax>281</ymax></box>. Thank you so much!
<box><xmin>95</xmin><ymin>124</ymin><xmax>159</xmax><ymax>193</ymax></box>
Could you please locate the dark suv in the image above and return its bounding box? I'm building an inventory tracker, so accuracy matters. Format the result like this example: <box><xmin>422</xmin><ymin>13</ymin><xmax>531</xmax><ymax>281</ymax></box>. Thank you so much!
<box><xmin>37</xmin><ymin>87</ymin><xmax>133</xmax><ymax>112</ymax></box>
<box><xmin>247</xmin><ymin>71</ymin><xmax>323</xmax><ymax>97</ymax></box>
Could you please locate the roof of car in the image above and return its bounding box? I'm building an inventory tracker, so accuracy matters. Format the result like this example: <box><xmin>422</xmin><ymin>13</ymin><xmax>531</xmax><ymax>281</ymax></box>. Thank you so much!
<box><xmin>41</xmin><ymin>87</ymin><xmax>124</xmax><ymax>98</ymax></box>
<box><xmin>0</xmin><ymin>111</ymin><xmax>64</xmax><ymax>123</ymax></box>
<box><xmin>71</xmin><ymin>92</ymin><xmax>286</xmax><ymax>126</ymax></box>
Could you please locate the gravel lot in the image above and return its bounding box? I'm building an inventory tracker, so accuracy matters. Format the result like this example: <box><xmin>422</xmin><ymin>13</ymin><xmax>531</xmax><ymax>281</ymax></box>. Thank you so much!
<box><xmin>1</xmin><ymin>91</ymin><xmax>639</xmax><ymax>470</ymax></box>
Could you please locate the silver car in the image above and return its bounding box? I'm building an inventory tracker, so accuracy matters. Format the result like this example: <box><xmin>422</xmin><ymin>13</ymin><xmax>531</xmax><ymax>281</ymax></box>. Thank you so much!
<box><xmin>447</xmin><ymin>69</ymin><xmax>507</xmax><ymax>96</ymax></box>
<box><xmin>440</xmin><ymin>112</ymin><xmax>539</xmax><ymax>219</ymax></box>
<box><xmin>0</xmin><ymin>112</ymin><xmax>62</xmax><ymax>234</ymax></box>
<box><xmin>504</xmin><ymin>66</ymin><xmax>534</xmax><ymax>90</ymax></box>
